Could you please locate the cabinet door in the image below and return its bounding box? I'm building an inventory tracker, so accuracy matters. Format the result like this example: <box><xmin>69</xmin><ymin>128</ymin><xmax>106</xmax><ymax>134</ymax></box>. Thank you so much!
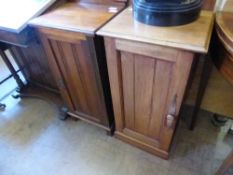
<box><xmin>39</xmin><ymin>28</ymin><xmax>108</xmax><ymax>125</ymax></box>
<box><xmin>104</xmin><ymin>38</ymin><xmax>194</xmax><ymax>157</ymax></box>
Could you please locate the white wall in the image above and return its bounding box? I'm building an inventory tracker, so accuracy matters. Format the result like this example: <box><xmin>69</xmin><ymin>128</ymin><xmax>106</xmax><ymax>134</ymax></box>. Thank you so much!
<box><xmin>215</xmin><ymin>0</ymin><xmax>228</xmax><ymax>11</ymax></box>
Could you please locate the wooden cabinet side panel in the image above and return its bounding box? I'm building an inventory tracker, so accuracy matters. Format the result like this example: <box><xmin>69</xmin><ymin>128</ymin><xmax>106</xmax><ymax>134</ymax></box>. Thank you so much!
<box><xmin>104</xmin><ymin>37</ymin><xmax>124</xmax><ymax>131</ymax></box>
<box><xmin>50</xmin><ymin>39</ymin><xmax>108</xmax><ymax>123</ymax></box>
<box><xmin>72</xmin><ymin>40</ymin><xmax>108</xmax><ymax>123</ymax></box>
<box><xmin>84</xmin><ymin>38</ymin><xmax>109</xmax><ymax>125</ymax></box>
<box><xmin>57</xmin><ymin>41</ymin><xmax>91</xmax><ymax>115</ymax></box>
<box><xmin>49</xmin><ymin>40</ymin><xmax>89</xmax><ymax>114</ymax></box>
<box><xmin>39</xmin><ymin>33</ymin><xmax>75</xmax><ymax>111</ymax></box>
<box><xmin>39</xmin><ymin>29</ymin><xmax>109</xmax><ymax>125</ymax></box>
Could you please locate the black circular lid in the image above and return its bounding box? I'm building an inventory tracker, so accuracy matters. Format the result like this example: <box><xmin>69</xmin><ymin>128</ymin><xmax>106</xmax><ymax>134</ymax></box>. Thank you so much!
<box><xmin>133</xmin><ymin>0</ymin><xmax>203</xmax><ymax>26</ymax></box>
<box><xmin>134</xmin><ymin>0</ymin><xmax>203</xmax><ymax>12</ymax></box>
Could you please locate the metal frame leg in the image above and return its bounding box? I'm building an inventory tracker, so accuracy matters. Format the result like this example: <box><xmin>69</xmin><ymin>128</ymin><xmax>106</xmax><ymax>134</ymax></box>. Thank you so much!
<box><xmin>0</xmin><ymin>44</ymin><xmax>27</xmax><ymax>109</ymax></box>
<box><xmin>0</xmin><ymin>47</ymin><xmax>25</xmax><ymax>91</ymax></box>
<box><xmin>189</xmin><ymin>54</ymin><xmax>213</xmax><ymax>130</ymax></box>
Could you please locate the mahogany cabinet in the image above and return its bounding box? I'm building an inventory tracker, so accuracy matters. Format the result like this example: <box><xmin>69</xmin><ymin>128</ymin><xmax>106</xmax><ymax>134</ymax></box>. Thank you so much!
<box><xmin>29</xmin><ymin>1</ymin><xmax>126</xmax><ymax>132</ymax></box>
<box><xmin>97</xmin><ymin>7</ymin><xmax>214</xmax><ymax>158</ymax></box>
<box><xmin>214</xmin><ymin>12</ymin><xmax>233</xmax><ymax>85</ymax></box>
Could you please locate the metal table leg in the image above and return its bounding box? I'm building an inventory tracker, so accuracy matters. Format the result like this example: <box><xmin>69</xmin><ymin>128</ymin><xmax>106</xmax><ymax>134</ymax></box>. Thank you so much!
<box><xmin>0</xmin><ymin>47</ymin><xmax>25</xmax><ymax>91</ymax></box>
<box><xmin>189</xmin><ymin>54</ymin><xmax>213</xmax><ymax>130</ymax></box>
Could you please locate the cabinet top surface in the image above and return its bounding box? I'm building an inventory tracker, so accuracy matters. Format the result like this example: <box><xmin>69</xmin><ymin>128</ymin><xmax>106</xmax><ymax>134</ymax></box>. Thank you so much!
<box><xmin>97</xmin><ymin>7</ymin><xmax>214</xmax><ymax>53</ymax></box>
<box><xmin>29</xmin><ymin>2</ymin><xmax>125</xmax><ymax>35</ymax></box>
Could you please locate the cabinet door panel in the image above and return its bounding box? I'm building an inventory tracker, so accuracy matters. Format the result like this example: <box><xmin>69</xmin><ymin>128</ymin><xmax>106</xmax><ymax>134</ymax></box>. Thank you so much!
<box><xmin>51</xmin><ymin>40</ymin><xmax>90</xmax><ymax>115</ymax></box>
<box><xmin>134</xmin><ymin>54</ymin><xmax>155</xmax><ymax>135</ymax></box>
<box><xmin>121</xmin><ymin>52</ymin><xmax>134</xmax><ymax>130</ymax></box>
<box><xmin>41</xmin><ymin>31</ymin><xmax>107</xmax><ymax>125</ymax></box>
<box><xmin>105</xmin><ymin>38</ymin><xmax>194</xmax><ymax>155</ymax></box>
<box><xmin>40</xmin><ymin>34</ymin><xmax>74</xmax><ymax>111</ymax></box>
<box><xmin>121</xmin><ymin>52</ymin><xmax>175</xmax><ymax>142</ymax></box>
<box><xmin>72</xmin><ymin>42</ymin><xmax>106</xmax><ymax>120</ymax></box>
<box><xmin>148</xmin><ymin>60</ymin><xmax>173</xmax><ymax>139</ymax></box>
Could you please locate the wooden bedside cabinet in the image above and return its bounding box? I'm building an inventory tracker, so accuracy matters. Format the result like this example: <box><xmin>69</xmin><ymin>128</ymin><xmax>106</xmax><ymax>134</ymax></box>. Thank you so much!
<box><xmin>97</xmin><ymin>7</ymin><xmax>214</xmax><ymax>158</ymax></box>
<box><xmin>29</xmin><ymin>1</ymin><xmax>127</xmax><ymax>134</ymax></box>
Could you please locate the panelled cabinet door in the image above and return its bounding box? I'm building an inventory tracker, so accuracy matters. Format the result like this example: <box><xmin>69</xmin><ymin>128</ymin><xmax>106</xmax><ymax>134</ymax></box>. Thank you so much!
<box><xmin>38</xmin><ymin>28</ymin><xmax>108</xmax><ymax>126</ymax></box>
<box><xmin>104</xmin><ymin>38</ymin><xmax>194</xmax><ymax>158</ymax></box>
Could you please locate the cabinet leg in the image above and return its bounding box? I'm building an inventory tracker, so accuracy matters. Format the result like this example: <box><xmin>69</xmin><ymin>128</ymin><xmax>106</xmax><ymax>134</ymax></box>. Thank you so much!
<box><xmin>59</xmin><ymin>107</ymin><xmax>69</xmax><ymax>120</ymax></box>
<box><xmin>0</xmin><ymin>48</ymin><xmax>25</xmax><ymax>90</ymax></box>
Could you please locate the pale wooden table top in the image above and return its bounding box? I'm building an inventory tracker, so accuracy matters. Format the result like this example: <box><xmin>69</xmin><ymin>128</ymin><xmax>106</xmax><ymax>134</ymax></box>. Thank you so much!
<box><xmin>0</xmin><ymin>0</ymin><xmax>56</xmax><ymax>33</ymax></box>
<box><xmin>97</xmin><ymin>7</ymin><xmax>214</xmax><ymax>53</ymax></box>
<box><xmin>29</xmin><ymin>2</ymin><xmax>125</xmax><ymax>35</ymax></box>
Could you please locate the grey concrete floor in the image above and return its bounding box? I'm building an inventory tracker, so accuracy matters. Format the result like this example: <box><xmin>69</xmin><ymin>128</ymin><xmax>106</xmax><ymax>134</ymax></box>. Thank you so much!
<box><xmin>0</xmin><ymin>94</ymin><xmax>233</xmax><ymax>175</ymax></box>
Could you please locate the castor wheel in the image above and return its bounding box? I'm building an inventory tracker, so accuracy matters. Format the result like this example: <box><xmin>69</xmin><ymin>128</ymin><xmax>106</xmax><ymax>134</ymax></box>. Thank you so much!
<box><xmin>0</xmin><ymin>104</ymin><xmax>6</xmax><ymax>111</ymax></box>
<box><xmin>59</xmin><ymin>107</ymin><xmax>68</xmax><ymax>120</ymax></box>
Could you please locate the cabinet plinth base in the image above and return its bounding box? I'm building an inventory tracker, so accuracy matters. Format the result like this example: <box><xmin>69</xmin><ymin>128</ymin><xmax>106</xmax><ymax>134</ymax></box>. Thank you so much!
<box><xmin>67</xmin><ymin>111</ymin><xmax>113</xmax><ymax>133</ymax></box>
<box><xmin>115</xmin><ymin>132</ymin><xmax>169</xmax><ymax>159</ymax></box>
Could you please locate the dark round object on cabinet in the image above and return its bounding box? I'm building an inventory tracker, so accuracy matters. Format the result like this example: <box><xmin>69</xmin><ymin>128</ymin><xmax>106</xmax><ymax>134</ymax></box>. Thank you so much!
<box><xmin>133</xmin><ymin>0</ymin><xmax>203</xmax><ymax>26</ymax></box>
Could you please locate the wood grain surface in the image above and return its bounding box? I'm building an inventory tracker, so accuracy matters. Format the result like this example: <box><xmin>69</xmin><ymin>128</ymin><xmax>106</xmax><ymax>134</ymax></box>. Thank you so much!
<box><xmin>29</xmin><ymin>2</ymin><xmax>125</xmax><ymax>35</ymax></box>
<box><xmin>214</xmin><ymin>6</ymin><xmax>233</xmax><ymax>85</ymax></box>
<box><xmin>104</xmin><ymin>37</ymin><xmax>194</xmax><ymax>158</ymax></box>
<box><xmin>97</xmin><ymin>7</ymin><xmax>214</xmax><ymax>53</ymax></box>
